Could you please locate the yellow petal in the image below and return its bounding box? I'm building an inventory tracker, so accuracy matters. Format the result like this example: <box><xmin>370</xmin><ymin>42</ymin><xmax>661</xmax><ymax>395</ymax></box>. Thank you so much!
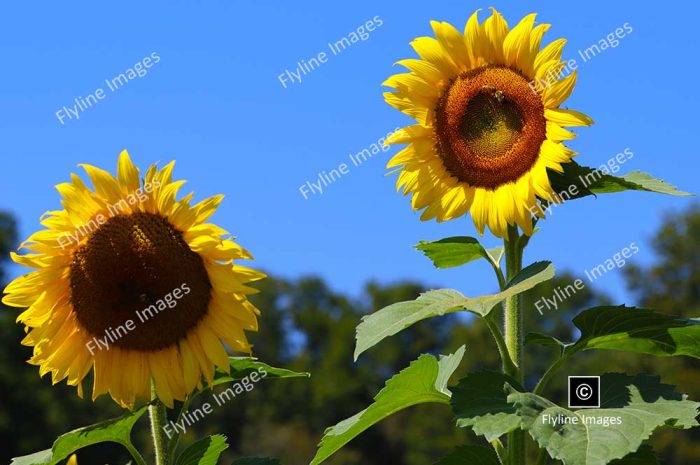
<box><xmin>383</xmin><ymin>92</ymin><xmax>432</xmax><ymax>126</ymax></box>
<box><xmin>117</xmin><ymin>150</ymin><xmax>141</xmax><ymax>195</ymax></box>
<box><xmin>382</xmin><ymin>73</ymin><xmax>440</xmax><ymax>99</ymax></box>
<box><xmin>410</xmin><ymin>36</ymin><xmax>459</xmax><ymax>76</ymax></box>
<box><xmin>431</xmin><ymin>20</ymin><xmax>470</xmax><ymax>70</ymax></box>
<box><xmin>546</xmin><ymin>121</ymin><xmax>576</xmax><ymax>142</ymax></box>
<box><xmin>79</xmin><ymin>164</ymin><xmax>122</xmax><ymax>204</ymax></box>
<box><xmin>395</xmin><ymin>59</ymin><xmax>444</xmax><ymax>86</ymax></box>
<box><xmin>519</xmin><ymin>22</ymin><xmax>551</xmax><ymax>78</ymax></box>
<box><xmin>464</xmin><ymin>9</ymin><xmax>484</xmax><ymax>66</ymax></box>
<box><xmin>535</xmin><ymin>38</ymin><xmax>566</xmax><ymax>73</ymax></box>
<box><xmin>483</xmin><ymin>7</ymin><xmax>509</xmax><ymax>62</ymax></box>
<box><xmin>543</xmin><ymin>70</ymin><xmax>577</xmax><ymax>108</ymax></box>
<box><xmin>503</xmin><ymin>13</ymin><xmax>537</xmax><ymax>73</ymax></box>
<box><xmin>545</xmin><ymin>108</ymin><xmax>594</xmax><ymax>127</ymax></box>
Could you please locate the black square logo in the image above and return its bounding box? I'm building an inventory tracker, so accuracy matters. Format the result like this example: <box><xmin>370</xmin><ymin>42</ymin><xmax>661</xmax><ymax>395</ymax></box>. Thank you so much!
<box><xmin>568</xmin><ymin>376</ymin><xmax>600</xmax><ymax>408</ymax></box>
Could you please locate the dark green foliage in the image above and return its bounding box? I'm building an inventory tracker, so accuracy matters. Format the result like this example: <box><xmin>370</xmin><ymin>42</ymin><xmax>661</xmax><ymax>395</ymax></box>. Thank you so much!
<box><xmin>1</xmin><ymin>204</ymin><xmax>700</xmax><ymax>464</ymax></box>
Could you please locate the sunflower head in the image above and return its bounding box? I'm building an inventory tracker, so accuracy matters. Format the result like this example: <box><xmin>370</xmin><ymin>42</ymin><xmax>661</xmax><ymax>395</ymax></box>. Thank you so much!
<box><xmin>383</xmin><ymin>7</ymin><xmax>593</xmax><ymax>237</ymax></box>
<box><xmin>2</xmin><ymin>151</ymin><xmax>264</xmax><ymax>408</ymax></box>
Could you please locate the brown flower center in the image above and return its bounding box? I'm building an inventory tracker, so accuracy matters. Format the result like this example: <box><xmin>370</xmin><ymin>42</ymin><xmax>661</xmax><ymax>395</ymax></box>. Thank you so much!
<box><xmin>70</xmin><ymin>212</ymin><xmax>211</xmax><ymax>351</ymax></box>
<box><xmin>434</xmin><ymin>65</ymin><xmax>546</xmax><ymax>188</ymax></box>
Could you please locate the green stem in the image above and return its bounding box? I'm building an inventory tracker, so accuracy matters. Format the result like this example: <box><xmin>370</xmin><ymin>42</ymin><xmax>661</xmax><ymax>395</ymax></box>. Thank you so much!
<box><xmin>535</xmin><ymin>448</ymin><xmax>549</xmax><ymax>465</ymax></box>
<box><xmin>504</xmin><ymin>225</ymin><xmax>526</xmax><ymax>465</ymax></box>
<box><xmin>484</xmin><ymin>316</ymin><xmax>518</xmax><ymax>379</ymax></box>
<box><xmin>504</xmin><ymin>226</ymin><xmax>523</xmax><ymax>380</ymax></box>
<box><xmin>149</xmin><ymin>384</ymin><xmax>170</xmax><ymax>465</ymax></box>
<box><xmin>491</xmin><ymin>438</ymin><xmax>508</xmax><ymax>465</ymax></box>
<box><xmin>487</xmin><ymin>253</ymin><xmax>507</xmax><ymax>291</ymax></box>
<box><xmin>123</xmin><ymin>443</ymin><xmax>148</xmax><ymax>465</ymax></box>
<box><xmin>167</xmin><ymin>393</ymin><xmax>194</xmax><ymax>457</ymax></box>
<box><xmin>533</xmin><ymin>347</ymin><xmax>580</xmax><ymax>396</ymax></box>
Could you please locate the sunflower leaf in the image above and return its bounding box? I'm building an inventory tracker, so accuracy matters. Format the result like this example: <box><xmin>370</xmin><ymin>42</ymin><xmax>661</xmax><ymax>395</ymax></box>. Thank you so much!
<box><xmin>609</xmin><ymin>445</ymin><xmax>659</xmax><ymax>464</ymax></box>
<box><xmin>565</xmin><ymin>306</ymin><xmax>700</xmax><ymax>359</ymax></box>
<box><xmin>508</xmin><ymin>373</ymin><xmax>699</xmax><ymax>465</ymax></box>
<box><xmin>212</xmin><ymin>357</ymin><xmax>310</xmax><ymax>387</ymax></box>
<box><xmin>548</xmin><ymin>161</ymin><xmax>692</xmax><ymax>201</ymax></box>
<box><xmin>10</xmin><ymin>405</ymin><xmax>148</xmax><ymax>465</ymax></box>
<box><xmin>309</xmin><ymin>347</ymin><xmax>465</xmax><ymax>465</ymax></box>
<box><xmin>354</xmin><ymin>261</ymin><xmax>554</xmax><ymax>360</ymax></box>
<box><xmin>433</xmin><ymin>445</ymin><xmax>501</xmax><ymax>465</ymax></box>
<box><xmin>175</xmin><ymin>434</ymin><xmax>228</xmax><ymax>465</ymax></box>
<box><xmin>415</xmin><ymin>236</ymin><xmax>501</xmax><ymax>269</ymax></box>
<box><xmin>450</xmin><ymin>371</ymin><xmax>525</xmax><ymax>441</ymax></box>
<box><xmin>525</xmin><ymin>332</ymin><xmax>569</xmax><ymax>354</ymax></box>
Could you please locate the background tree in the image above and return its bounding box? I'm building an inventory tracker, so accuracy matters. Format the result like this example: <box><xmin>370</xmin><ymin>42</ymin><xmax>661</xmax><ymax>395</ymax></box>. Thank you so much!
<box><xmin>1</xmin><ymin>204</ymin><xmax>699</xmax><ymax>464</ymax></box>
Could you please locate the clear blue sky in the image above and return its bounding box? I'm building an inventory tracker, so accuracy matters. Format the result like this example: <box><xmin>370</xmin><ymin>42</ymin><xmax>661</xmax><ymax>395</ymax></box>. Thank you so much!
<box><xmin>0</xmin><ymin>1</ymin><xmax>697</xmax><ymax>309</ymax></box>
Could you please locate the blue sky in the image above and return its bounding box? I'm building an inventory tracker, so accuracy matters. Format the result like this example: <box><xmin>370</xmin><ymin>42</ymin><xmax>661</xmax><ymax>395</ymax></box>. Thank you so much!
<box><xmin>0</xmin><ymin>1</ymin><xmax>697</xmax><ymax>310</ymax></box>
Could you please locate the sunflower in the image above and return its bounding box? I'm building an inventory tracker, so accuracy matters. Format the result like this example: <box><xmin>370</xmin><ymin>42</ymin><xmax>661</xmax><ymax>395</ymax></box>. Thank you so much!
<box><xmin>2</xmin><ymin>151</ymin><xmax>264</xmax><ymax>409</ymax></box>
<box><xmin>383</xmin><ymin>7</ymin><xmax>593</xmax><ymax>237</ymax></box>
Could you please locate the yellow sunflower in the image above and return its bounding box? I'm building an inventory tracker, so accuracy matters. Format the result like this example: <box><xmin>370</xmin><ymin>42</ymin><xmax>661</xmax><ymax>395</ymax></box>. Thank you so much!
<box><xmin>2</xmin><ymin>151</ymin><xmax>264</xmax><ymax>409</ymax></box>
<box><xmin>383</xmin><ymin>7</ymin><xmax>593</xmax><ymax>237</ymax></box>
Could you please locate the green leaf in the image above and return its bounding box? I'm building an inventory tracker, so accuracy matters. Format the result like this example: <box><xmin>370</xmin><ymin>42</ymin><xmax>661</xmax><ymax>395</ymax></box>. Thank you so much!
<box><xmin>569</xmin><ymin>305</ymin><xmax>700</xmax><ymax>359</ymax></box>
<box><xmin>485</xmin><ymin>246</ymin><xmax>505</xmax><ymax>266</ymax></box>
<box><xmin>354</xmin><ymin>261</ymin><xmax>555</xmax><ymax>359</ymax></box>
<box><xmin>433</xmin><ymin>445</ymin><xmax>501</xmax><ymax>465</ymax></box>
<box><xmin>609</xmin><ymin>445</ymin><xmax>659</xmax><ymax>465</ymax></box>
<box><xmin>508</xmin><ymin>373</ymin><xmax>699</xmax><ymax>465</ymax></box>
<box><xmin>9</xmin><ymin>451</ymin><xmax>53</xmax><ymax>465</ymax></box>
<box><xmin>415</xmin><ymin>236</ymin><xmax>498</xmax><ymax>269</ymax></box>
<box><xmin>176</xmin><ymin>434</ymin><xmax>228</xmax><ymax>465</ymax></box>
<box><xmin>450</xmin><ymin>371</ymin><xmax>525</xmax><ymax>441</ymax></box>
<box><xmin>525</xmin><ymin>332</ymin><xmax>567</xmax><ymax>349</ymax></box>
<box><xmin>548</xmin><ymin>161</ymin><xmax>692</xmax><ymax>201</ymax></box>
<box><xmin>10</xmin><ymin>405</ymin><xmax>148</xmax><ymax>465</ymax></box>
<box><xmin>212</xmin><ymin>357</ymin><xmax>310</xmax><ymax>387</ymax></box>
<box><xmin>231</xmin><ymin>459</ymin><xmax>281</xmax><ymax>465</ymax></box>
<box><xmin>525</xmin><ymin>332</ymin><xmax>568</xmax><ymax>355</ymax></box>
<box><xmin>589</xmin><ymin>171</ymin><xmax>692</xmax><ymax>196</ymax></box>
<box><xmin>310</xmin><ymin>347</ymin><xmax>465</xmax><ymax>465</ymax></box>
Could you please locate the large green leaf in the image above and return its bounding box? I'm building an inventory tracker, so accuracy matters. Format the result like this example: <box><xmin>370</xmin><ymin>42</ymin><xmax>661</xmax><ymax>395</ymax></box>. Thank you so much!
<box><xmin>526</xmin><ymin>306</ymin><xmax>700</xmax><ymax>360</ymax></box>
<box><xmin>310</xmin><ymin>346</ymin><xmax>465</xmax><ymax>465</ymax></box>
<box><xmin>176</xmin><ymin>434</ymin><xmax>228</xmax><ymax>465</ymax></box>
<box><xmin>571</xmin><ymin>306</ymin><xmax>700</xmax><ymax>359</ymax></box>
<box><xmin>433</xmin><ymin>445</ymin><xmax>501</xmax><ymax>465</ymax></box>
<box><xmin>212</xmin><ymin>357</ymin><xmax>310</xmax><ymax>387</ymax></box>
<box><xmin>415</xmin><ymin>236</ymin><xmax>503</xmax><ymax>269</ymax></box>
<box><xmin>354</xmin><ymin>261</ymin><xmax>554</xmax><ymax>359</ymax></box>
<box><xmin>508</xmin><ymin>373</ymin><xmax>699</xmax><ymax>465</ymax></box>
<box><xmin>609</xmin><ymin>445</ymin><xmax>659</xmax><ymax>465</ymax></box>
<box><xmin>548</xmin><ymin>161</ymin><xmax>691</xmax><ymax>200</ymax></box>
<box><xmin>450</xmin><ymin>371</ymin><xmax>525</xmax><ymax>441</ymax></box>
<box><xmin>10</xmin><ymin>405</ymin><xmax>148</xmax><ymax>465</ymax></box>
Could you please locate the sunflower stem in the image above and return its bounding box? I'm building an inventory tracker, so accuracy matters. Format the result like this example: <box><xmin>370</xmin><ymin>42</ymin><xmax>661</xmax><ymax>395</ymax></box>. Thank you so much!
<box><xmin>149</xmin><ymin>384</ymin><xmax>170</xmax><ymax>465</ymax></box>
<box><xmin>503</xmin><ymin>225</ymin><xmax>523</xmax><ymax>380</ymax></box>
<box><xmin>504</xmin><ymin>225</ymin><xmax>526</xmax><ymax>465</ymax></box>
